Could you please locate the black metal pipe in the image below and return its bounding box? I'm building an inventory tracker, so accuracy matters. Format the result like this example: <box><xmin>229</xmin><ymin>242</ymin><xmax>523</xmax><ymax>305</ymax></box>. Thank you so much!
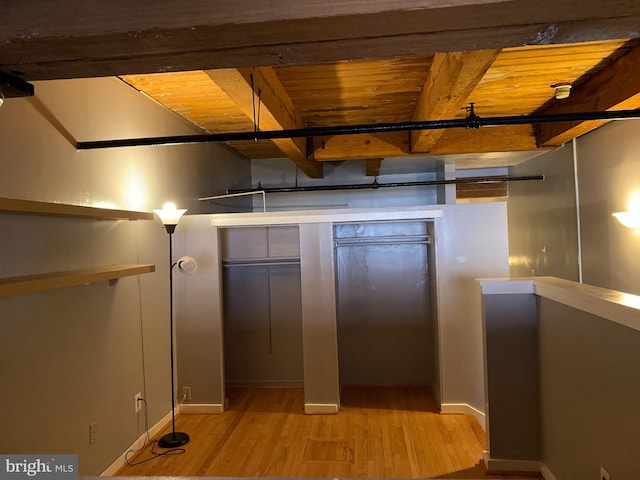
<box><xmin>225</xmin><ymin>175</ymin><xmax>543</xmax><ymax>195</ymax></box>
<box><xmin>75</xmin><ymin>109</ymin><xmax>640</xmax><ymax>150</ymax></box>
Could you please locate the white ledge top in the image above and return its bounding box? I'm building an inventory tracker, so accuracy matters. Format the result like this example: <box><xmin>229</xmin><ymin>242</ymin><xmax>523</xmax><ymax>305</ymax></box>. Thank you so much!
<box><xmin>210</xmin><ymin>206</ymin><xmax>443</xmax><ymax>227</ymax></box>
<box><xmin>478</xmin><ymin>277</ymin><xmax>640</xmax><ymax>332</ymax></box>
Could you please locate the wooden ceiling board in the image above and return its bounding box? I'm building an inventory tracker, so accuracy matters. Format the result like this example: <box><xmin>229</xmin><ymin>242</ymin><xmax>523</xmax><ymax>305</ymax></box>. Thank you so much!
<box><xmin>274</xmin><ymin>56</ymin><xmax>432</xmax><ymax>126</ymax></box>
<box><xmin>121</xmin><ymin>71</ymin><xmax>256</xmax><ymax>133</ymax></box>
<box><xmin>537</xmin><ymin>41</ymin><xmax>640</xmax><ymax>146</ymax></box>
<box><xmin>468</xmin><ymin>40</ymin><xmax>631</xmax><ymax>117</ymax></box>
<box><xmin>121</xmin><ymin>70</ymin><xmax>284</xmax><ymax>159</ymax></box>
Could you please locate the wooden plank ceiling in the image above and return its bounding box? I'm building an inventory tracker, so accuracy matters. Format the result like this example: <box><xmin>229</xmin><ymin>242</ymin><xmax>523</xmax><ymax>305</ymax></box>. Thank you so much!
<box><xmin>120</xmin><ymin>38</ymin><xmax>640</xmax><ymax>177</ymax></box>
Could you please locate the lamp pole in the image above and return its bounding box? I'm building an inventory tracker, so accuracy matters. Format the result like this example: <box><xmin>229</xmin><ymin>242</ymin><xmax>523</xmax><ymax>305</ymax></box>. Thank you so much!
<box><xmin>154</xmin><ymin>203</ymin><xmax>190</xmax><ymax>449</ymax></box>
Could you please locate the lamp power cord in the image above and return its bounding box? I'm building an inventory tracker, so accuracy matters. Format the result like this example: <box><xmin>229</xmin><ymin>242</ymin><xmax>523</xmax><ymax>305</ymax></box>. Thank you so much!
<box><xmin>124</xmin><ymin>397</ymin><xmax>186</xmax><ymax>466</ymax></box>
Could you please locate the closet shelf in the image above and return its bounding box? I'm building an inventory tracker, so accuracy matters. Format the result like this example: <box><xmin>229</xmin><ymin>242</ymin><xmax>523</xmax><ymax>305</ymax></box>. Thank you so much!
<box><xmin>0</xmin><ymin>264</ymin><xmax>156</xmax><ymax>298</ymax></box>
<box><xmin>0</xmin><ymin>197</ymin><xmax>154</xmax><ymax>221</ymax></box>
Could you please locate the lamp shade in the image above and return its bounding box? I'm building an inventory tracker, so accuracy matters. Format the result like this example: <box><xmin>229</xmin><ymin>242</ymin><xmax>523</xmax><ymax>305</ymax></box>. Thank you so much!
<box><xmin>154</xmin><ymin>202</ymin><xmax>187</xmax><ymax>226</ymax></box>
<box><xmin>613</xmin><ymin>211</ymin><xmax>640</xmax><ymax>229</ymax></box>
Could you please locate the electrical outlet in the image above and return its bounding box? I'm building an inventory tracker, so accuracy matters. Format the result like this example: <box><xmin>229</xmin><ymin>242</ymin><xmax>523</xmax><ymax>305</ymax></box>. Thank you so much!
<box><xmin>134</xmin><ymin>392</ymin><xmax>143</xmax><ymax>413</ymax></box>
<box><xmin>183</xmin><ymin>386</ymin><xmax>192</xmax><ymax>402</ymax></box>
<box><xmin>601</xmin><ymin>467</ymin><xmax>610</xmax><ymax>480</ymax></box>
<box><xmin>89</xmin><ymin>423</ymin><xmax>97</xmax><ymax>444</ymax></box>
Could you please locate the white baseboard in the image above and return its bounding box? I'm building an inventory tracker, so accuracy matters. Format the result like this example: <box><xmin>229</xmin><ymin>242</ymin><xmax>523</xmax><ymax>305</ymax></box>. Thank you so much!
<box><xmin>440</xmin><ymin>402</ymin><xmax>486</xmax><ymax>428</ymax></box>
<box><xmin>483</xmin><ymin>451</ymin><xmax>541</xmax><ymax>474</ymax></box>
<box><xmin>100</xmin><ymin>409</ymin><xmax>174</xmax><ymax>476</ymax></box>
<box><xmin>305</xmin><ymin>403</ymin><xmax>339</xmax><ymax>414</ymax></box>
<box><xmin>540</xmin><ymin>463</ymin><xmax>558</xmax><ymax>480</ymax></box>
<box><xmin>179</xmin><ymin>403</ymin><xmax>223</xmax><ymax>414</ymax></box>
<box><xmin>483</xmin><ymin>452</ymin><xmax>557</xmax><ymax>479</ymax></box>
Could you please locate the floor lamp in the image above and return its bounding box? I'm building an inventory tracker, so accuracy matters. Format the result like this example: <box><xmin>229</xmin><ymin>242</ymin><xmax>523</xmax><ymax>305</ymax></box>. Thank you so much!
<box><xmin>154</xmin><ymin>202</ymin><xmax>190</xmax><ymax>448</ymax></box>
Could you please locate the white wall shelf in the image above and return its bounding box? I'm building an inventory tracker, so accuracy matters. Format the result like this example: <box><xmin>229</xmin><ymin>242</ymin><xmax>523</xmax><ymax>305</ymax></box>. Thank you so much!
<box><xmin>0</xmin><ymin>264</ymin><xmax>156</xmax><ymax>298</ymax></box>
<box><xmin>0</xmin><ymin>197</ymin><xmax>154</xmax><ymax>221</ymax></box>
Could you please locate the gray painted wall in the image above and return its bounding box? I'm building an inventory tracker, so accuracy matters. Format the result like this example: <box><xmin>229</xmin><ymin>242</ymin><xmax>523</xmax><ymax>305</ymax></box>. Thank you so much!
<box><xmin>480</xmin><ymin>288</ymin><xmax>640</xmax><ymax>478</ymax></box>
<box><xmin>500</xmin><ymin>119</ymin><xmax>640</xmax><ymax>479</ymax></box>
<box><xmin>508</xmin><ymin>119</ymin><xmax>640</xmax><ymax>292</ymax></box>
<box><xmin>0</xmin><ymin>219</ymin><xmax>160</xmax><ymax>472</ymax></box>
<box><xmin>507</xmin><ymin>144</ymin><xmax>579</xmax><ymax>280</ymax></box>
<box><xmin>482</xmin><ymin>294</ymin><xmax>540</xmax><ymax>461</ymax></box>
<box><xmin>538</xmin><ymin>298</ymin><xmax>640</xmax><ymax>479</ymax></box>
<box><xmin>576</xmin><ymin>119</ymin><xmax>640</xmax><ymax>294</ymax></box>
<box><xmin>0</xmin><ymin>77</ymin><xmax>250</xmax><ymax>474</ymax></box>
<box><xmin>174</xmin><ymin>215</ymin><xmax>226</xmax><ymax>406</ymax></box>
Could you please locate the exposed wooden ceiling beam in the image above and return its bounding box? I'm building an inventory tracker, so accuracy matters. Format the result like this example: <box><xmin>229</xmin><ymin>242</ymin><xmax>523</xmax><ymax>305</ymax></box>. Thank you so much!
<box><xmin>206</xmin><ymin>67</ymin><xmax>323</xmax><ymax>178</ymax></box>
<box><xmin>365</xmin><ymin>159</ymin><xmax>383</xmax><ymax>177</ymax></box>
<box><xmin>428</xmin><ymin>124</ymin><xmax>549</xmax><ymax>155</ymax></box>
<box><xmin>312</xmin><ymin>133</ymin><xmax>409</xmax><ymax>161</ymax></box>
<box><xmin>410</xmin><ymin>50</ymin><xmax>500</xmax><ymax>153</ymax></box>
<box><xmin>2</xmin><ymin>1</ymin><xmax>639</xmax><ymax>80</ymax></box>
<box><xmin>312</xmin><ymin>125</ymin><xmax>547</xmax><ymax>160</ymax></box>
<box><xmin>537</xmin><ymin>42</ymin><xmax>640</xmax><ymax>146</ymax></box>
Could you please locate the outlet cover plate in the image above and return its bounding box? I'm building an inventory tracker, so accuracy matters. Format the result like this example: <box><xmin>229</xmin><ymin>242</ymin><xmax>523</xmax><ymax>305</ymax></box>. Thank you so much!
<box><xmin>89</xmin><ymin>423</ymin><xmax>97</xmax><ymax>444</ymax></box>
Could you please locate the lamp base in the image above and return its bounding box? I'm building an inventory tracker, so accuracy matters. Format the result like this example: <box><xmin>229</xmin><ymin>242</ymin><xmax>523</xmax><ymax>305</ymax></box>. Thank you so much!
<box><xmin>158</xmin><ymin>431</ymin><xmax>190</xmax><ymax>448</ymax></box>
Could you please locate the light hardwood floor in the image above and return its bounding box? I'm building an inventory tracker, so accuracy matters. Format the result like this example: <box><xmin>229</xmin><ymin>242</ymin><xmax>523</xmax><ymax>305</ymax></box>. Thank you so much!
<box><xmin>117</xmin><ymin>386</ymin><xmax>540</xmax><ymax>479</ymax></box>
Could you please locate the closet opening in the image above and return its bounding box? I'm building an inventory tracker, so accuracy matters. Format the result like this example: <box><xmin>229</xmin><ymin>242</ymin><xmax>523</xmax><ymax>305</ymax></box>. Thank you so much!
<box><xmin>335</xmin><ymin>220</ymin><xmax>439</xmax><ymax>409</ymax></box>
<box><xmin>220</xmin><ymin>226</ymin><xmax>303</xmax><ymax>408</ymax></box>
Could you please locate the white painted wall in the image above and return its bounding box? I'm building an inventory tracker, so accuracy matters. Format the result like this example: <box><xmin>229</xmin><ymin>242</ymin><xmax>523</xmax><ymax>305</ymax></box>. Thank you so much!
<box><xmin>436</xmin><ymin>203</ymin><xmax>510</xmax><ymax>415</ymax></box>
<box><xmin>250</xmin><ymin>157</ymin><xmax>441</xmax><ymax>210</ymax></box>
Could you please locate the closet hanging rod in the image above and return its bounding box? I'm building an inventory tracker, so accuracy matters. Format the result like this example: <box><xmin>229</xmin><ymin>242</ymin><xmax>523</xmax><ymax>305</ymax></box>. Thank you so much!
<box><xmin>222</xmin><ymin>259</ymin><xmax>301</xmax><ymax>268</ymax></box>
<box><xmin>336</xmin><ymin>240</ymin><xmax>431</xmax><ymax>247</ymax></box>
<box><xmin>336</xmin><ymin>235</ymin><xmax>431</xmax><ymax>246</ymax></box>
<box><xmin>222</xmin><ymin>262</ymin><xmax>301</xmax><ymax>268</ymax></box>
